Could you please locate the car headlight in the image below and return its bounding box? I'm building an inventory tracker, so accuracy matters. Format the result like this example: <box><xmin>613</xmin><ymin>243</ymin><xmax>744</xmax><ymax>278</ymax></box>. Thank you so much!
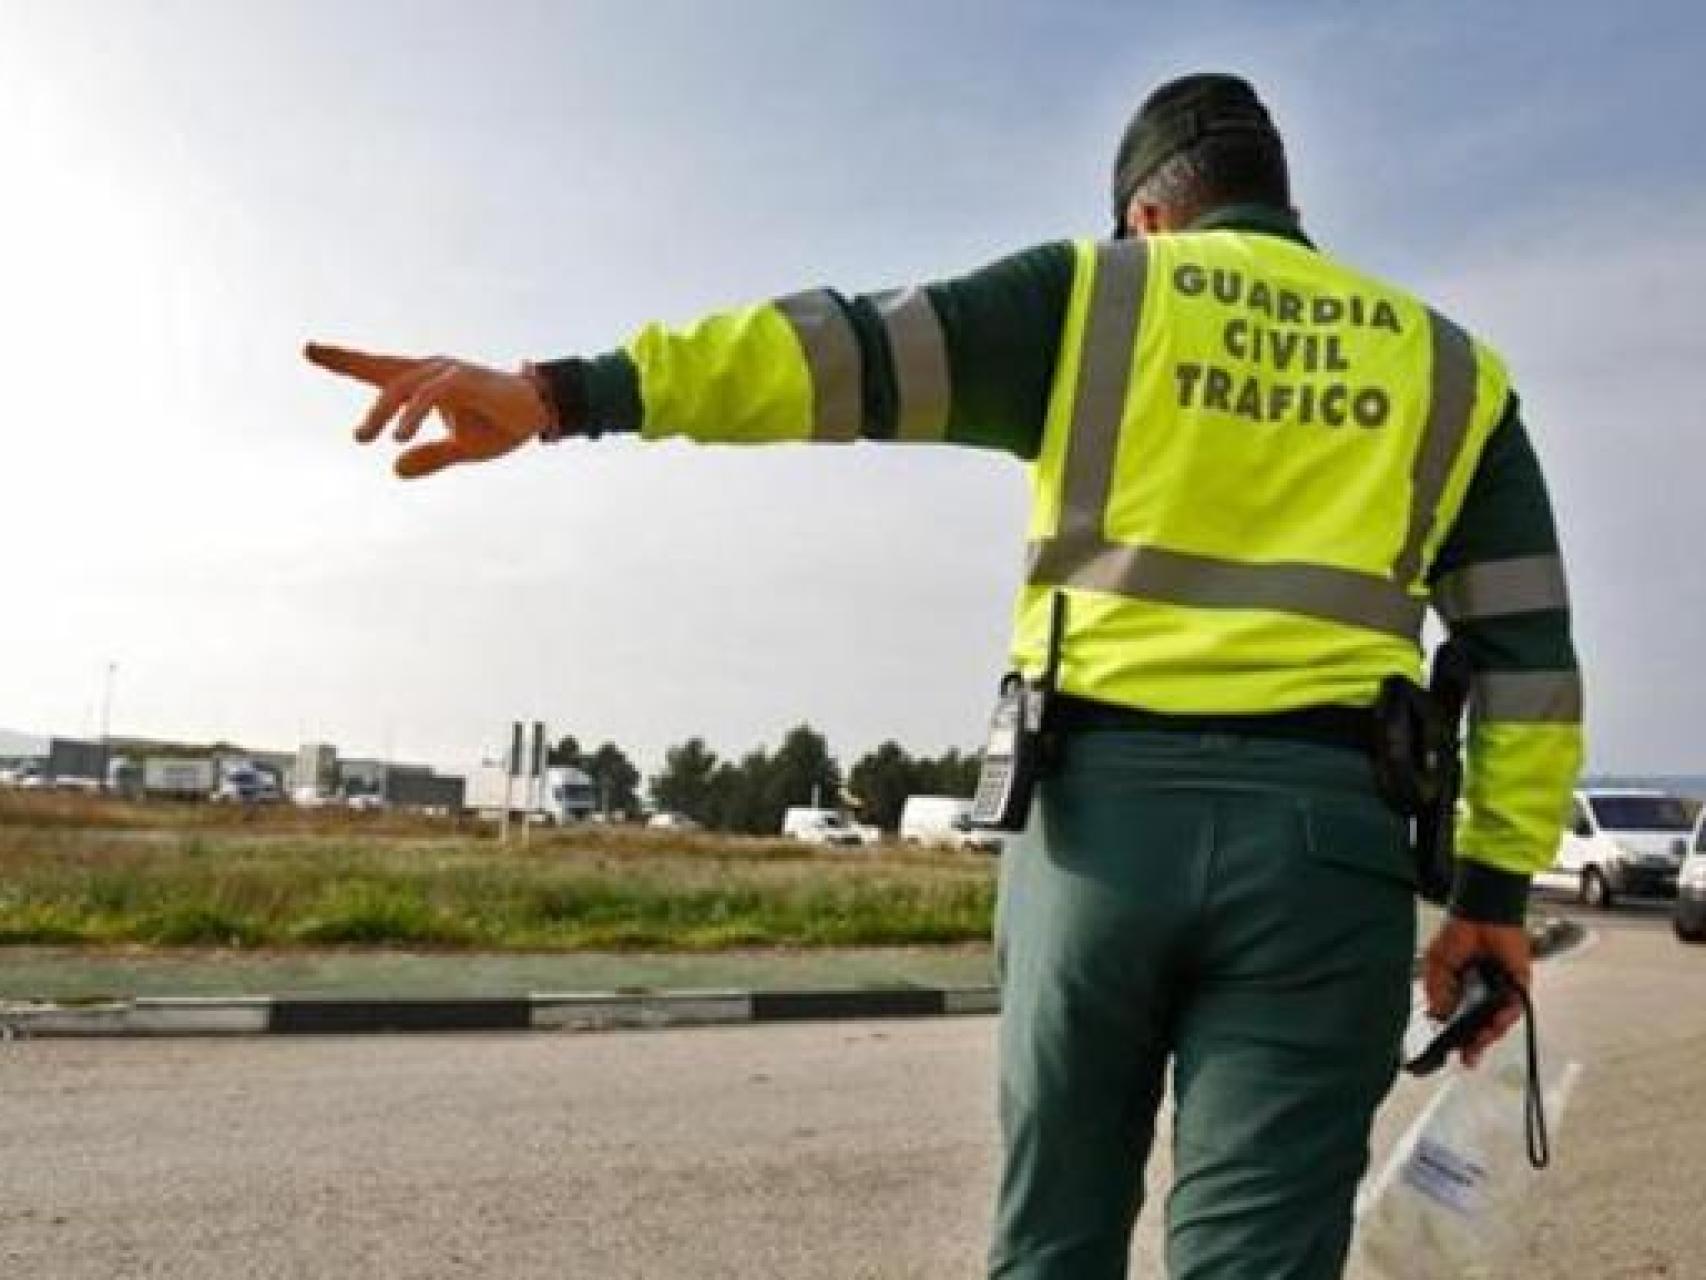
<box><xmin>1684</xmin><ymin>865</ymin><xmax>1706</xmax><ymax>890</ymax></box>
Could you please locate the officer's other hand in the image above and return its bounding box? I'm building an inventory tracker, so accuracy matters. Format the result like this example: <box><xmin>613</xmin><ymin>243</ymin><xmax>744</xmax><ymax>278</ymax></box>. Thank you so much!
<box><xmin>305</xmin><ymin>343</ymin><xmax>552</xmax><ymax>479</ymax></box>
<box><xmin>1422</xmin><ymin>917</ymin><xmax>1531</xmax><ymax>1068</ymax></box>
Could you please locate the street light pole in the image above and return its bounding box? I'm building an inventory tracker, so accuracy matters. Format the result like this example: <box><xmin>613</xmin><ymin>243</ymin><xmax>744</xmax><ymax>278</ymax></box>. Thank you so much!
<box><xmin>98</xmin><ymin>661</ymin><xmax>117</xmax><ymax>792</ymax></box>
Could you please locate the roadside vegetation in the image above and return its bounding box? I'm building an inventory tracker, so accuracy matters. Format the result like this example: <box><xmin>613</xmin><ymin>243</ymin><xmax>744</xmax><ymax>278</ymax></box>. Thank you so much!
<box><xmin>0</xmin><ymin>793</ymin><xmax>996</xmax><ymax>950</ymax></box>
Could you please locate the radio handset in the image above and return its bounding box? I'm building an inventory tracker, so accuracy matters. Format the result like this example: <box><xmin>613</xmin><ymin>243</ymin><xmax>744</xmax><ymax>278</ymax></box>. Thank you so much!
<box><xmin>970</xmin><ymin>593</ymin><xmax>1066</xmax><ymax>833</ymax></box>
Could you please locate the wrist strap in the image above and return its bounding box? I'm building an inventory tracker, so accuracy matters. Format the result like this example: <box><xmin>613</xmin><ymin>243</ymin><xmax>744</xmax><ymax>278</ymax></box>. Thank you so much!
<box><xmin>1516</xmin><ymin>981</ymin><xmax>1550</xmax><ymax>1170</ymax></box>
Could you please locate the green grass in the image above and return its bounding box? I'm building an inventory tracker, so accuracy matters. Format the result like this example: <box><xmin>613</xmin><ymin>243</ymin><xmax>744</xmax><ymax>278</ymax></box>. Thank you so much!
<box><xmin>0</xmin><ymin>816</ymin><xmax>998</xmax><ymax>951</ymax></box>
<box><xmin>0</xmin><ymin>944</ymin><xmax>998</xmax><ymax>1000</ymax></box>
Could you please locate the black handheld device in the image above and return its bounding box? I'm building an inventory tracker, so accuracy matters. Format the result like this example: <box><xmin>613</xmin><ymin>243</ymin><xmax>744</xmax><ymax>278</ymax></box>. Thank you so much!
<box><xmin>1413</xmin><ymin>641</ymin><xmax>1474</xmax><ymax>903</ymax></box>
<box><xmin>1371</xmin><ymin>640</ymin><xmax>1473</xmax><ymax>904</ymax></box>
<box><xmin>970</xmin><ymin>593</ymin><xmax>1066</xmax><ymax>832</ymax></box>
<box><xmin>1402</xmin><ymin>955</ymin><xmax>1553</xmax><ymax>1169</ymax></box>
<box><xmin>1402</xmin><ymin>958</ymin><xmax>1516</xmax><ymax>1077</ymax></box>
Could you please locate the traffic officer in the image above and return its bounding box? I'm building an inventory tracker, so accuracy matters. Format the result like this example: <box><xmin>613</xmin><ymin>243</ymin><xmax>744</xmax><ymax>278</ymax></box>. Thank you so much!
<box><xmin>309</xmin><ymin>73</ymin><xmax>1583</xmax><ymax>1279</ymax></box>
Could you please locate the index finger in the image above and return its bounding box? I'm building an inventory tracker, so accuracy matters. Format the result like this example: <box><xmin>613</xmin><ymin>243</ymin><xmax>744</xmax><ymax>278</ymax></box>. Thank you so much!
<box><xmin>304</xmin><ymin>342</ymin><xmax>425</xmax><ymax>387</ymax></box>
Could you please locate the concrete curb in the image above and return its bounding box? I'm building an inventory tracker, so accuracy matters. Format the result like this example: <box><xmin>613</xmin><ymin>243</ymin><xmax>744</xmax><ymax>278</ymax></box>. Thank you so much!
<box><xmin>0</xmin><ymin>919</ymin><xmax>1573</xmax><ymax>1040</ymax></box>
<box><xmin>0</xmin><ymin>985</ymin><xmax>1002</xmax><ymax>1039</ymax></box>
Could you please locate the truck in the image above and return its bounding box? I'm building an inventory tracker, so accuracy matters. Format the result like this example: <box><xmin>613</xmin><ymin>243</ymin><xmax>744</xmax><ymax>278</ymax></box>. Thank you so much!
<box><xmin>899</xmin><ymin>794</ymin><xmax>1002</xmax><ymax>854</ymax></box>
<box><xmin>466</xmin><ymin>765</ymin><xmax>596</xmax><ymax>825</ymax></box>
<box><xmin>212</xmin><ymin>762</ymin><xmax>282</xmax><ymax>804</ymax></box>
<box><xmin>142</xmin><ymin>757</ymin><xmax>216</xmax><ymax>801</ymax></box>
<box><xmin>107</xmin><ymin>756</ymin><xmax>143</xmax><ymax>799</ymax></box>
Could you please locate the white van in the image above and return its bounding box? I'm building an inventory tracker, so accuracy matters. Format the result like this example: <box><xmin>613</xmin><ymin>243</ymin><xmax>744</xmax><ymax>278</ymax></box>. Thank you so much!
<box><xmin>1675</xmin><ymin>811</ymin><xmax>1706</xmax><ymax>943</ymax></box>
<box><xmin>781</xmin><ymin>806</ymin><xmax>865</xmax><ymax>848</ymax></box>
<box><xmin>899</xmin><ymin>795</ymin><xmax>1002</xmax><ymax>854</ymax></box>
<box><xmin>1542</xmin><ymin>787</ymin><xmax>1695</xmax><ymax>909</ymax></box>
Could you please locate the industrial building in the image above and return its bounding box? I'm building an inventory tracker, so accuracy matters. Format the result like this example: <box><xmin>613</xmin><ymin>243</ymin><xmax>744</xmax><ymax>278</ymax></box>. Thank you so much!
<box><xmin>2</xmin><ymin>733</ymin><xmax>465</xmax><ymax>813</ymax></box>
<box><xmin>46</xmin><ymin>737</ymin><xmax>107</xmax><ymax>786</ymax></box>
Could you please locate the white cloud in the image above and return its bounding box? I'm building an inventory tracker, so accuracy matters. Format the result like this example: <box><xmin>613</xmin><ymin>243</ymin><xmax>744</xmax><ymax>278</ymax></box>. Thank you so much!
<box><xmin>1422</xmin><ymin>195</ymin><xmax>1706</xmax><ymax>770</ymax></box>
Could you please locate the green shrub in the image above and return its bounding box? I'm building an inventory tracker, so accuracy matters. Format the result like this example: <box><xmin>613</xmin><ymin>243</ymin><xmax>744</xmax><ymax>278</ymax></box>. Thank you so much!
<box><xmin>289</xmin><ymin>886</ymin><xmax>474</xmax><ymax>945</ymax></box>
<box><xmin>0</xmin><ymin>908</ymin><xmax>87</xmax><ymax>945</ymax></box>
<box><xmin>138</xmin><ymin>905</ymin><xmax>261</xmax><ymax>947</ymax></box>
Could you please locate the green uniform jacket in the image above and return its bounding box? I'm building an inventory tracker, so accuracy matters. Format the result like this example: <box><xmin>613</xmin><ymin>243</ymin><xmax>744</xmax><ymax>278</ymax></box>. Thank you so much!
<box><xmin>536</xmin><ymin>206</ymin><xmax>1583</xmax><ymax>925</ymax></box>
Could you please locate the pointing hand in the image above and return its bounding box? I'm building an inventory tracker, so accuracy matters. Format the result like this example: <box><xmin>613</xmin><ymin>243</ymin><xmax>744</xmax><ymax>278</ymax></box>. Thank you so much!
<box><xmin>305</xmin><ymin>343</ymin><xmax>555</xmax><ymax>479</ymax></box>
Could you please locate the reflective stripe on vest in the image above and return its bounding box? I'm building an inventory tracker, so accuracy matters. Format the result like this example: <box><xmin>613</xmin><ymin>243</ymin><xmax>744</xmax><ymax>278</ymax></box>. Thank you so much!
<box><xmin>1473</xmin><ymin>670</ymin><xmax>1583</xmax><ymax>723</ymax></box>
<box><xmin>1394</xmin><ymin>311</ymin><xmax>1477</xmax><ymax>587</ymax></box>
<box><xmin>1026</xmin><ymin>239</ymin><xmax>1479</xmax><ymax>640</ymax></box>
<box><xmin>1434</xmin><ymin>555</ymin><xmax>1571</xmax><ymax>622</ymax></box>
<box><xmin>874</xmin><ymin>288</ymin><xmax>951</xmax><ymax>442</ymax></box>
<box><xmin>775</xmin><ymin>290</ymin><xmax>862</xmax><ymax>442</ymax></box>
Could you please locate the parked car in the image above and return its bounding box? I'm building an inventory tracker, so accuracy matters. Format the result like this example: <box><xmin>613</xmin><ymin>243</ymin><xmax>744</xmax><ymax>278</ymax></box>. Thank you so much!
<box><xmin>899</xmin><ymin>794</ymin><xmax>1002</xmax><ymax>854</ymax></box>
<box><xmin>781</xmin><ymin>806</ymin><xmax>865</xmax><ymax>847</ymax></box>
<box><xmin>1541</xmin><ymin>788</ymin><xmax>1695</xmax><ymax>909</ymax></box>
<box><xmin>646</xmin><ymin>810</ymin><xmax>701</xmax><ymax>832</ymax></box>
<box><xmin>1675</xmin><ymin>814</ymin><xmax>1706</xmax><ymax>943</ymax></box>
<box><xmin>1</xmin><ymin>761</ymin><xmax>47</xmax><ymax>789</ymax></box>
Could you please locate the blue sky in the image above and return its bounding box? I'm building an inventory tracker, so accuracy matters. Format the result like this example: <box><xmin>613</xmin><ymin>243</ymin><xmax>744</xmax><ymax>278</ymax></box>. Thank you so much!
<box><xmin>1</xmin><ymin>0</ymin><xmax>1701</xmax><ymax>775</ymax></box>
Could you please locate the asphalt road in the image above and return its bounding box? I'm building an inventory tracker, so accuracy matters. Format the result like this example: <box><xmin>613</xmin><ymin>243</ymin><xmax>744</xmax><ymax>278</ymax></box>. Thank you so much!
<box><xmin>2</xmin><ymin>905</ymin><xmax>1699</xmax><ymax>1279</ymax></box>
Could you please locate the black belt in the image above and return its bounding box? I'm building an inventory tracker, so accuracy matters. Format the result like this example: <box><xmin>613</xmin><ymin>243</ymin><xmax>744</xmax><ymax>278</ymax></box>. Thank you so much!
<box><xmin>1050</xmin><ymin>694</ymin><xmax>1375</xmax><ymax>755</ymax></box>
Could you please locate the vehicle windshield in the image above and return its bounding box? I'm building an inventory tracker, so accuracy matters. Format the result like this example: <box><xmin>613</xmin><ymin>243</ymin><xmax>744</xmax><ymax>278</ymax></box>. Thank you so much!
<box><xmin>1588</xmin><ymin>796</ymin><xmax>1695</xmax><ymax>832</ymax></box>
<box><xmin>821</xmin><ymin>814</ymin><xmax>849</xmax><ymax>828</ymax></box>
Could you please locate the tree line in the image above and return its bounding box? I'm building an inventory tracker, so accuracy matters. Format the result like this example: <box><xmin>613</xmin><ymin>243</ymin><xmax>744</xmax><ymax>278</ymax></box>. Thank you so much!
<box><xmin>547</xmin><ymin>726</ymin><xmax>980</xmax><ymax>835</ymax></box>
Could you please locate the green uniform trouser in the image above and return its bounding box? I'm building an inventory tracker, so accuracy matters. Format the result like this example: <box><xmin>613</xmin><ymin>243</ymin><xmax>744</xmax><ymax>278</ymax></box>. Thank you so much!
<box><xmin>989</xmin><ymin>729</ymin><xmax>1416</xmax><ymax>1280</ymax></box>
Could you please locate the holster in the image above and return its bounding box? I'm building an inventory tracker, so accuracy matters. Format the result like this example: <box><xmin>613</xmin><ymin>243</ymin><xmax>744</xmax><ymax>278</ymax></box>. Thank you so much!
<box><xmin>1371</xmin><ymin>643</ymin><xmax>1473</xmax><ymax>905</ymax></box>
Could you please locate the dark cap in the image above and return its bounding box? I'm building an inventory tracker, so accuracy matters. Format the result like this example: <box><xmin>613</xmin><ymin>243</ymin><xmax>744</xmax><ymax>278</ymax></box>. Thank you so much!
<box><xmin>1111</xmin><ymin>73</ymin><xmax>1282</xmax><ymax>224</ymax></box>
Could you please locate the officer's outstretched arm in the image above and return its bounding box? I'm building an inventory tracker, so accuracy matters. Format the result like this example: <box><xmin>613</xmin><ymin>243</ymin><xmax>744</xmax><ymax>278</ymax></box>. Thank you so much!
<box><xmin>525</xmin><ymin>243</ymin><xmax>1076</xmax><ymax>457</ymax></box>
<box><xmin>307</xmin><ymin>242</ymin><xmax>1079</xmax><ymax>474</ymax></box>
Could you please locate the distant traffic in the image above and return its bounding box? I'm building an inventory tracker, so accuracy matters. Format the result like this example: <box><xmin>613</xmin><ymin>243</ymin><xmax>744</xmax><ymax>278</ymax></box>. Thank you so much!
<box><xmin>0</xmin><ymin>734</ymin><xmax>1002</xmax><ymax>854</ymax></box>
<box><xmin>1533</xmin><ymin>785</ymin><xmax>1706</xmax><ymax>943</ymax></box>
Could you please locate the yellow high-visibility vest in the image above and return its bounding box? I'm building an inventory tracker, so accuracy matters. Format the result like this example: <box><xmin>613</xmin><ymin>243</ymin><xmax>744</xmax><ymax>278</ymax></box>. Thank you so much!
<box><xmin>1012</xmin><ymin>231</ymin><xmax>1511</xmax><ymax>713</ymax></box>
